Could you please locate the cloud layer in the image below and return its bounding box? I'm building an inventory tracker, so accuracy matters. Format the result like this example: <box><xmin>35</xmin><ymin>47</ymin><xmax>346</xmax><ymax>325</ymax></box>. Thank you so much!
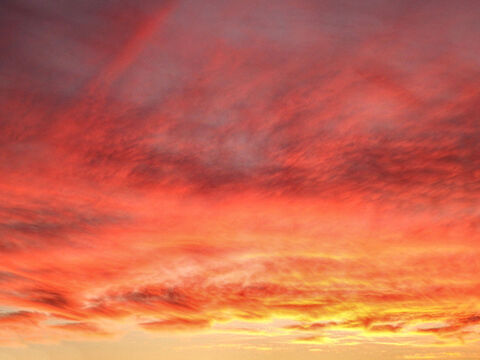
<box><xmin>1</xmin><ymin>0</ymin><xmax>480</xmax><ymax>355</ymax></box>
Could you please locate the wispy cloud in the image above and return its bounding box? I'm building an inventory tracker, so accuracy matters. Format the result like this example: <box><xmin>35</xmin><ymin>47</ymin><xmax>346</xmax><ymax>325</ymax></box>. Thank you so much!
<box><xmin>0</xmin><ymin>0</ymin><xmax>479</xmax><ymax>356</ymax></box>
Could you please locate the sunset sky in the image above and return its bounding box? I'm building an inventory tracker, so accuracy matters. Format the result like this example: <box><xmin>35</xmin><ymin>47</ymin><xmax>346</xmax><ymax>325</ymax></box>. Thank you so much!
<box><xmin>1</xmin><ymin>0</ymin><xmax>480</xmax><ymax>359</ymax></box>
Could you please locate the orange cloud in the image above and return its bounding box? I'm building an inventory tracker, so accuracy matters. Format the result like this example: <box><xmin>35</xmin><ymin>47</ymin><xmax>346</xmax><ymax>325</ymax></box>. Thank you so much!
<box><xmin>0</xmin><ymin>0</ymin><xmax>480</xmax><ymax>356</ymax></box>
<box><xmin>140</xmin><ymin>317</ymin><xmax>211</xmax><ymax>332</ymax></box>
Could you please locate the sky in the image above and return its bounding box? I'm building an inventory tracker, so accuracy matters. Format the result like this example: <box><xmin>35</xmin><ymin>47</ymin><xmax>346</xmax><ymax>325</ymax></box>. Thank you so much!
<box><xmin>1</xmin><ymin>0</ymin><xmax>480</xmax><ymax>359</ymax></box>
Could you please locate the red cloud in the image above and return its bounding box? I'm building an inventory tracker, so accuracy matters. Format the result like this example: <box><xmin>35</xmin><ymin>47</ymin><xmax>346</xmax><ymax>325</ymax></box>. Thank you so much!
<box><xmin>0</xmin><ymin>0</ymin><xmax>479</xmax><ymax>352</ymax></box>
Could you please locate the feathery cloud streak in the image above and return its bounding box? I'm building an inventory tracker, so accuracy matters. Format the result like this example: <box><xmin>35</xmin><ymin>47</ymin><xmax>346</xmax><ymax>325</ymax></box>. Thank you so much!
<box><xmin>1</xmin><ymin>0</ymin><xmax>480</xmax><ymax>357</ymax></box>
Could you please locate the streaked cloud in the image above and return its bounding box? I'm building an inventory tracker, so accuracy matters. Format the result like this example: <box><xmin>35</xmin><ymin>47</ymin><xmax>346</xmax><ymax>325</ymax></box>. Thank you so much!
<box><xmin>1</xmin><ymin>0</ymin><xmax>479</xmax><ymax>359</ymax></box>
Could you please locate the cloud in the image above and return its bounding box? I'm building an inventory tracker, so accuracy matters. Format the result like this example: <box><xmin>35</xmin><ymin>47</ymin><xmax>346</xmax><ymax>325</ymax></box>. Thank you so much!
<box><xmin>0</xmin><ymin>0</ymin><xmax>480</xmax><ymax>354</ymax></box>
<box><xmin>140</xmin><ymin>317</ymin><xmax>211</xmax><ymax>332</ymax></box>
<box><xmin>0</xmin><ymin>311</ymin><xmax>45</xmax><ymax>326</ymax></box>
<box><xmin>50</xmin><ymin>322</ymin><xmax>111</xmax><ymax>337</ymax></box>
